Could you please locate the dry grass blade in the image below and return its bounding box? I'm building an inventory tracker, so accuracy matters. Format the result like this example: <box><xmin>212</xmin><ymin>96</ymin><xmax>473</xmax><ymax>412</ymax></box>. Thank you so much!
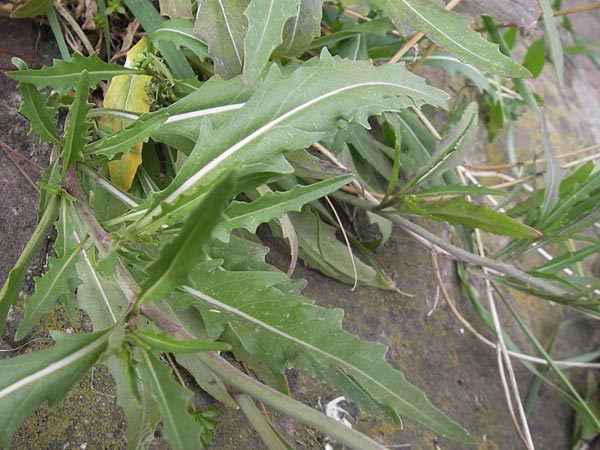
<box><xmin>54</xmin><ymin>0</ymin><xmax>95</xmax><ymax>54</ymax></box>
<box><xmin>430</xmin><ymin>251</ymin><xmax>600</xmax><ymax>369</ymax></box>
<box><xmin>388</xmin><ymin>0</ymin><xmax>463</xmax><ymax>64</ymax></box>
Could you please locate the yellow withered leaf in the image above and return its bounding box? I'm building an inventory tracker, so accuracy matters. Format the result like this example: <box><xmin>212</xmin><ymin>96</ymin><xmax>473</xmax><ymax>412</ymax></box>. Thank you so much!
<box><xmin>101</xmin><ymin>37</ymin><xmax>153</xmax><ymax>191</ymax></box>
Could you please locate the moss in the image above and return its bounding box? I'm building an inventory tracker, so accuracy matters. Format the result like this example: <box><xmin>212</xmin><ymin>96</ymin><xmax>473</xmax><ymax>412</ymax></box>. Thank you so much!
<box><xmin>9</xmin><ymin>304</ymin><xmax>127</xmax><ymax>450</ymax></box>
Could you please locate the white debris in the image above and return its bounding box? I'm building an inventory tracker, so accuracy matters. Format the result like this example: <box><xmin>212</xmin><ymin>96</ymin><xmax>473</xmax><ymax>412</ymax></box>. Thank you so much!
<box><xmin>325</xmin><ymin>396</ymin><xmax>352</xmax><ymax>428</ymax></box>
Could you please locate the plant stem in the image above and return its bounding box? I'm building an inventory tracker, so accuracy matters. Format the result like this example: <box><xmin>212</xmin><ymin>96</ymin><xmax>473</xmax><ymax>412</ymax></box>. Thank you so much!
<box><xmin>63</xmin><ymin>168</ymin><xmax>139</xmax><ymax>306</ymax></box>
<box><xmin>380</xmin><ymin>212</ymin><xmax>567</xmax><ymax>297</ymax></box>
<box><xmin>482</xmin><ymin>16</ymin><xmax>539</xmax><ymax>114</ymax></box>
<box><xmin>63</xmin><ymin>170</ymin><xmax>387</xmax><ymax>449</ymax></box>
<box><xmin>233</xmin><ymin>393</ymin><xmax>289</xmax><ymax>450</ymax></box>
<box><xmin>498</xmin><ymin>289</ymin><xmax>600</xmax><ymax>429</ymax></box>
<box><xmin>140</xmin><ymin>303</ymin><xmax>388</xmax><ymax>450</ymax></box>
<box><xmin>202</xmin><ymin>354</ymin><xmax>388</xmax><ymax>450</ymax></box>
<box><xmin>553</xmin><ymin>2</ymin><xmax>600</xmax><ymax>17</ymax></box>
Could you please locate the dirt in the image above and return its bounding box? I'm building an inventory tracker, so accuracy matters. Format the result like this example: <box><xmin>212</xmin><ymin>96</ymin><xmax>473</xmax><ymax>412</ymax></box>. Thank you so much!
<box><xmin>1</xmin><ymin>10</ymin><xmax>599</xmax><ymax>450</ymax></box>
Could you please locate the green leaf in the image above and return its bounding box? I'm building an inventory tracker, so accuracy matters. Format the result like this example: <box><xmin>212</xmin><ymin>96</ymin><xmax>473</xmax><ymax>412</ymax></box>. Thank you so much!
<box><xmin>371</xmin><ymin>0</ymin><xmax>531</xmax><ymax>77</ymax></box>
<box><xmin>288</xmin><ymin>209</ymin><xmax>396</xmax><ymax>289</ymax></box>
<box><xmin>149</xmin><ymin>301</ymin><xmax>240</xmax><ymax>408</ymax></box>
<box><xmin>152</xmin><ymin>19</ymin><xmax>209</xmax><ymax>61</ymax></box>
<box><xmin>137</xmin><ymin>347</ymin><xmax>203</xmax><ymax>450</ymax></box>
<box><xmin>214</xmin><ymin>175</ymin><xmax>353</xmax><ymax>242</ymax></box>
<box><xmin>104</xmin><ymin>356</ymin><xmax>160</xmax><ymax>450</ymax></box>
<box><xmin>137</xmin><ymin>50</ymin><xmax>448</xmax><ymax>231</ymax></box>
<box><xmin>5</xmin><ymin>52</ymin><xmax>141</xmax><ymax>91</ymax></box>
<box><xmin>132</xmin><ymin>327</ymin><xmax>231</xmax><ymax>353</ymax></box>
<box><xmin>137</xmin><ymin>171</ymin><xmax>236</xmax><ymax>305</ymax></box>
<box><xmin>0</xmin><ymin>195</ymin><xmax>59</xmax><ymax>337</ymax></box>
<box><xmin>61</xmin><ymin>70</ymin><xmax>92</xmax><ymax>180</ymax></box>
<box><xmin>418</xmin><ymin>197</ymin><xmax>542</xmax><ymax>238</ymax></box>
<box><xmin>175</xmin><ymin>268</ymin><xmax>473</xmax><ymax>444</ymax></box>
<box><xmin>10</xmin><ymin>0</ymin><xmax>52</xmax><ymax>18</ymax></box>
<box><xmin>310</xmin><ymin>17</ymin><xmax>395</xmax><ymax>49</ymax></box>
<box><xmin>123</xmin><ymin>0</ymin><xmax>195</xmax><ymax>78</ymax></box>
<box><xmin>76</xmin><ymin>247</ymin><xmax>127</xmax><ymax>329</ymax></box>
<box><xmin>276</xmin><ymin>0</ymin><xmax>322</xmax><ymax>56</ymax></box>
<box><xmin>150</xmin><ymin>74</ymin><xmax>255</xmax><ymax>153</ymax></box>
<box><xmin>159</xmin><ymin>0</ymin><xmax>192</xmax><ymax>19</ymax></box>
<box><xmin>16</xmin><ymin>80</ymin><xmax>62</xmax><ymax>145</ymax></box>
<box><xmin>419</xmin><ymin>54</ymin><xmax>492</xmax><ymax>95</ymax></box>
<box><xmin>403</xmin><ymin>102</ymin><xmax>478</xmax><ymax>193</ymax></box>
<box><xmin>539</xmin><ymin>110</ymin><xmax>563</xmax><ymax>221</ymax></box>
<box><xmin>523</xmin><ymin>38</ymin><xmax>546</xmax><ymax>78</ymax></box>
<box><xmin>531</xmin><ymin>243</ymin><xmax>600</xmax><ymax>275</ymax></box>
<box><xmin>414</xmin><ymin>185</ymin><xmax>506</xmax><ymax>197</ymax></box>
<box><xmin>537</xmin><ymin>0</ymin><xmax>563</xmax><ymax>84</ymax></box>
<box><xmin>242</xmin><ymin>0</ymin><xmax>299</xmax><ymax>83</ymax></box>
<box><xmin>286</xmin><ymin>149</ymin><xmax>352</xmax><ymax>180</ymax></box>
<box><xmin>0</xmin><ymin>329</ymin><xmax>111</xmax><ymax>448</ymax></box>
<box><xmin>84</xmin><ymin>113</ymin><xmax>168</xmax><ymax>161</ymax></box>
<box><xmin>15</xmin><ymin>238</ymin><xmax>85</xmax><ymax>340</ymax></box>
<box><xmin>385</xmin><ymin>110</ymin><xmax>435</xmax><ymax>177</ymax></box>
<box><xmin>345</xmin><ymin>125</ymin><xmax>394</xmax><ymax>181</ymax></box>
<box><xmin>194</xmin><ymin>0</ymin><xmax>249</xmax><ymax>79</ymax></box>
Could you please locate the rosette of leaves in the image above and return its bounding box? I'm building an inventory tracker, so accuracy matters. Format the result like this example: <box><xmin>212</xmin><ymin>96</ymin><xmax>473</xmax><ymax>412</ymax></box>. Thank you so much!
<box><xmin>3</xmin><ymin>0</ymin><xmax>589</xmax><ymax>449</ymax></box>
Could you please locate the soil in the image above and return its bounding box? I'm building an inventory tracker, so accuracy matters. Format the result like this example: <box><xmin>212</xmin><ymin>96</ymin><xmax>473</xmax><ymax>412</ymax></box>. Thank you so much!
<box><xmin>1</xmin><ymin>9</ymin><xmax>599</xmax><ymax>450</ymax></box>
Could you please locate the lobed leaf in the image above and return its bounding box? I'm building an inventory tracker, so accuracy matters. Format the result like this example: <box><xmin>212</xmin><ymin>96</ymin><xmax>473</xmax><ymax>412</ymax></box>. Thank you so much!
<box><xmin>137</xmin><ymin>171</ymin><xmax>236</xmax><ymax>305</ymax></box>
<box><xmin>135</xmin><ymin>50</ymin><xmax>448</xmax><ymax>231</ymax></box>
<box><xmin>152</xmin><ymin>19</ymin><xmax>209</xmax><ymax>61</ymax></box>
<box><xmin>242</xmin><ymin>0</ymin><xmax>299</xmax><ymax>83</ymax></box>
<box><xmin>195</xmin><ymin>0</ymin><xmax>249</xmax><ymax>79</ymax></box>
<box><xmin>61</xmin><ymin>70</ymin><xmax>92</xmax><ymax>180</ymax></box>
<box><xmin>174</xmin><ymin>267</ymin><xmax>473</xmax><ymax>444</ymax></box>
<box><xmin>15</xmin><ymin>75</ymin><xmax>61</xmax><ymax>145</ymax></box>
<box><xmin>150</xmin><ymin>74</ymin><xmax>255</xmax><ymax>154</ymax></box>
<box><xmin>15</xmin><ymin>240</ymin><xmax>84</xmax><ymax>340</ymax></box>
<box><xmin>137</xmin><ymin>348</ymin><xmax>203</xmax><ymax>449</ymax></box>
<box><xmin>371</xmin><ymin>0</ymin><xmax>531</xmax><ymax>77</ymax></box>
<box><xmin>0</xmin><ymin>330</ymin><xmax>112</xmax><ymax>448</ymax></box>
<box><xmin>214</xmin><ymin>174</ymin><xmax>353</xmax><ymax>242</ymax></box>
<box><xmin>85</xmin><ymin>113</ymin><xmax>168</xmax><ymax>161</ymax></box>
<box><xmin>276</xmin><ymin>0</ymin><xmax>322</xmax><ymax>56</ymax></box>
<box><xmin>5</xmin><ymin>52</ymin><xmax>141</xmax><ymax>91</ymax></box>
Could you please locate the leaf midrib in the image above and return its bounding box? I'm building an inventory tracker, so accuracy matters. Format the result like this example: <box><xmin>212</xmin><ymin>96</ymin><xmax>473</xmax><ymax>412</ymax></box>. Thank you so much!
<box><xmin>184</xmin><ymin>285</ymin><xmax>437</xmax><ymax>426</ymax></box>
<box><xmin>0</xmin><ymin>334</ymin><xmax>108</xmax><ymax>400</ymax></box>
<box><xmin>164</xmin><ymin>81</ymin><xmax>428</xmax><ymax>206</ymax></box>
